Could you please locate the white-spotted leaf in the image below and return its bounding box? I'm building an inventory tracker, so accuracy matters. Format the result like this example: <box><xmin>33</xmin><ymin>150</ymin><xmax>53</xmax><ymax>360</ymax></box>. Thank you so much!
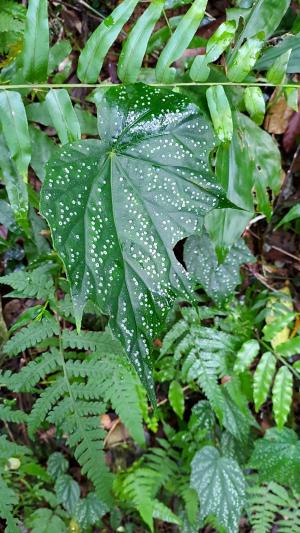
<box><xmin>40</xmin><ymin>84</ymin><xmax>227</xmax><ymax>401</ymax></box>
<box><xmin>191</xmin><ymin>446</ymin><xmax>246</xmax><ymax>533</ymax></box>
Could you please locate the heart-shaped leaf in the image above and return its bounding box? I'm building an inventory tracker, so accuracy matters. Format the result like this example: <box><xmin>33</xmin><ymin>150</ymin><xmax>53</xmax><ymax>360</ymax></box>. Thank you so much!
<box><xmin>41</xmin><ymin>83</ymin><xmax>227</xmax><ymax>401</ymax></box>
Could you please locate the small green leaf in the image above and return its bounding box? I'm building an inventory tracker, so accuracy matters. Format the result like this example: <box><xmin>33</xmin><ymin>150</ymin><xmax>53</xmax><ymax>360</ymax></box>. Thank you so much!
<box><xmin>276</xmin><ymin>336</ymin><xmax>300</xmax><ymax>357</ymax></box>
<box><xmin>191</xmin><ymin>446</ymin><xmax>246</xmax><ymax>533</ymax></box>
<box><xmin>227</xmin><ymin>32</ymin><xmax>265</xmax><ymax>82</ymax></box>
<box><xmin>244</xmin><ymin>86</ymin><xmax>265</xmax><ymax>125</ymax></box>
<box><xmin>26</xmin><ymin>508</ymin><xmax>67</xmax><ymax>533</ymax></box>
<box><xmin>248</xmin><ymin>427</ymin><xmax>300</xmax><ymax>491</ymax></box>
<box><xmin>285</xmin><ymin>86</ymin><xmax>299</xmax><ymax>111</ymax></box>
<box><xmin>206</xmin><ymin>85</ymin><xmax>233</xmax><ymax>143</ymax></box>
<box><xmin>22</xmin><ymin>0</ymin><xmax>49</xmax><ymax>81</ymax></box>
<box><xmin>234</xmin><ymin>339</ymin><xmax>260</xmax><ymax>374</ymax></box>
<box><xmin>168</xmin><ymin>380</ymin><xmax>185</xmax><ymax>419</ymax></box>
<box><xmin>272</xmin><ymin>366</ymin><xmax>293</xmax><ymax>429</ymax></box>
<box><xmin>0</xmin><ymin>90</ymin><xmax>31</xmax><ymax>179</ymax></box>
<box><xmin>253</xmin><ymin>352</ymin><xmax>276</xmax><ymax>411</ymax></box>
<box><xmin>45</xmin><ymin>89</ymin><xmax>81</xmax><ymax>145</ymax></box>
<box><xmin>263</xmin><ymin>313</ymin><xmax>295</xmax><ymax>343</ymax></box>
<box><xmin>77</xmin><ymin>0</ymin><xmax>139</xmax><ymax>82</ymax></box>
<box><xmin>266</xmin><ymin>49</ymin><xmax>292</xmax><ymax>85</ymax></box>
<box><xmin>55</xmin><ymin>474</ymin><xmax>80</xmax><ymax>514</ymax></box>
<box><xmin>118</xmin><ymin>0</ymin><xmax>164</xmax><ymax>83</ymax></box>
<box><xmin>156</xmin><ymin>0</ymin><xmax>207</xmax><ymax>82</ymax></box>
<box><xmin>47</xmin><ymin>452</ymin><xmax>69</xmax><ymax>480</ymax></box>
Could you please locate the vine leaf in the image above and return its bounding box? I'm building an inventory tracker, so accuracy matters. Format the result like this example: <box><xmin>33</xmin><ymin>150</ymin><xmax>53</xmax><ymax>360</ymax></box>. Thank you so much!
<box><xmin>253</xmin><ymin>351</ymin><xmax>276</xmax><ymax>412</ymax></box>
<box><xmin>41</xmin><ymin>84</ymin><xmax>228</xmax><ymax>401</ymax></box>
<box><xmin>191</xmin><ymin>446</ymin><xmax>246</xmax><ymax>533</ymax></box>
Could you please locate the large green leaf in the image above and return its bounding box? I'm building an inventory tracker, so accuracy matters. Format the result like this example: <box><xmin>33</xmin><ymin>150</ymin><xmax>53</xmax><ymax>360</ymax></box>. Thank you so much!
<box><xmin>40</xmin><ymin>83</ymin><xmax>227</xmax><ymax>400</ymax></box>
<box><xmin>191</xmin><ymin>446</ymin><xmax>246</xmax><ymax>533</ymax></box>
<box><xmin>184</xmin><ymin>232</ymin><xmax>254</xmax><ymax>304</ymax></box>
<box><xmin>248</xmin><ymin>428</ymin><xmax>300</xmax><ymax>491</ymax></box>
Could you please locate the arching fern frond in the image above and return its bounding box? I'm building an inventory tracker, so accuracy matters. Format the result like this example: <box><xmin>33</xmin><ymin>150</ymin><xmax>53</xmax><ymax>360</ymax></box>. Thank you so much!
<box><xmin>248</xmin><ymin>482</ymin><xmax>300</xmax><ymax>533</ymax></box>
<box><xmin>3</xmin><ymin>315</ymin><xmax>59</xmax><ymax>357</ymax></box>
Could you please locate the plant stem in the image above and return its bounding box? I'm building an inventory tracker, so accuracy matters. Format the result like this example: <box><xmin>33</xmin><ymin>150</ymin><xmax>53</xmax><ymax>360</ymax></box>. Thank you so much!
<box><xmin>0</xmin><ymin>82</ymin><xmax>300</xmax><ymax>90</ymax></box>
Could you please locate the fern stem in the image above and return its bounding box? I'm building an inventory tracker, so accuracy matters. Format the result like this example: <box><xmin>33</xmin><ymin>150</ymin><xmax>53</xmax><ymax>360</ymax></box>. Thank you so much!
<box><xmin>0</xmin><ymin>82</ymin><xmax>300</xmax><ymax>90</ymax></box>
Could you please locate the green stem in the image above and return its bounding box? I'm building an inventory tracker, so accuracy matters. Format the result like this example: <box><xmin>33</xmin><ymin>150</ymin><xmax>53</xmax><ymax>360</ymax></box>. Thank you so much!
<box><xmin>0</xmin><ymin>82</ymin><xmax>300</xmax><ymax>90</ymax></box>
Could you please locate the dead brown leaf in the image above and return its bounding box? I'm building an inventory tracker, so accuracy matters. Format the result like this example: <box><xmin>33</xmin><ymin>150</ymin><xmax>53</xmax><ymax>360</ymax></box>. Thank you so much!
<box><xmin>264</xmin><ymin>95</ymin><xmax>294</xmax><ymax>134</ymax></box>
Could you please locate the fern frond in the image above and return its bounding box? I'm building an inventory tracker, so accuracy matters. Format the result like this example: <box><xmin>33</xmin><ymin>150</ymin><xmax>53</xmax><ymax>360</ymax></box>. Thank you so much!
<box><xmin>62</xmin><ymin>328</ymin><xmax>122</xmax><ymax>354</ymax></box>
<box><xmin>248</xmin><ymin>482</ymin><xmax>300</xmax><ymax>533</ymax></box>
<box><xmin>0</xmin><ymin>348</ymin><xmax>61</xmax><ymax>392</ymax></box>
<box><xmin>27</xmin><ymin>377</ymin><xmax>66</xmax><ymax>436</ymax></box>
<box><xmin>66</xmin><ymin>351</ymin><xmax>146</xmax><ymax>446</ymax></box>
<box><xmin>4</xmin><ymin>316</ymin><xmax>59</xmax><ymax>357</ymax></box>
<box><xmin>65</xmin><ymin>411</ymin><xmax>113</xmax><ymax>505</ymax></box>
<box><xmin>0</xmin><ymin>404</ymin><xmax>27</xmax><ymax>423</ymax></box>
<box><xmin>0</xmin><ymin>263</ymin><xmax>55</xmax><ymax>300</ymax></box>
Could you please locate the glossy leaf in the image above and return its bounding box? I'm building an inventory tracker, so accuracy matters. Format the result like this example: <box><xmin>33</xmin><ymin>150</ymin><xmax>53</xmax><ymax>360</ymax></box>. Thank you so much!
<box><xmin>275</xmin><ymin>336</ymin><xmax>300</xmax><ymax>357</ymax></box>
<box><xmin>272</xmin><ymin>366</ymin><xmax>293</xmax><ymax>430</ymax></box>
<box><xmin>227</xmin><ymin>32</ymin><xmax>264</xmax><ymax>82</ymax></box>
<box><xmin>244</xmin><ymin>86</ymin><xmax>265</xmax><ymax>125</ymax></box>
<box><xmin>248</xmin><ymin>428</ymin><xmax>300</xmax><ymax>491</ymax></box>
<box><xmin>216</xmin><ymin>112</ymin><xmax>281</xmax><ymax>217</ymax></box>
<box><xmin>118</xmin><ymin>0</ymin><xmax>164</xmax><ymax>83</ymax></box>
<box><xmin>55</xmin><ymin>474</ymin><xmax>80</xmax><ymax>514</ymax></box>
<box><xmin>0</xmin><ymin>90</ymin><xmax>31</xmax><ymax>179</ymax></box>
<box><xmin>191</xmin><ymin>446</ymin><xmax>246</xmax><ymax>533</ymax></box>
<box><xmin>45</xmin><ymin>89</ymin><xmax>81</xmax><ymax>145</ymax></box>
<box><xmin>253</xmin><ymin>352</ymin><xmax>276</xmax><ymax>412</ymax></box>
<box><xmin>206</xmin><ymin>85</ymin><xmax>233</xmax><ymax>143</ymax></box>
<box><xmin>230</xmin><ymin>0</ymin><xmax>291</xmax><ymax>57</ymax></box>
<box><xmin>156</xmin><ymin>0</ymin><xmax>207</xmax><ymax>82</ymax></box>
<box><xmin>22</xmin><ymin>0</ymin><xmax>49</xmax><ymax>81</ymax></box>
<box><xmin>190</xmin><ymin>20</ymin><xmax>236</xmax><ymax>81</ymax></box>
<box><xmin>41</xmin><ymin>84</ymin><xmax>226</xmax><ymax>400</ymax></box>
<box><xmin>184</xmin><ymin>232</ymin><xmax>254</xmax><ymax>304</ymax></box>
<box><xmin>0</xmin><ymin>134</ymin><xmax>29</xmax><ymax>233</ymax></box>
<box><xmin>168</xmin><ymin>380</ymin><xmax>185</xmax><ymax>419</ymax></box>
<box><xmin>234</xmin><ymin>339</ymin><xmax>260</xmax><ymax>374</ymax></box>
<box><xmin>266</xmin><ymin>49</ymin><xmax>292</xmax><ymax>85</ymax></box>
<box><xmin>77</xmin><ymin>0</ymin><xmax>139</xmax><ymax>82</ymax></box>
